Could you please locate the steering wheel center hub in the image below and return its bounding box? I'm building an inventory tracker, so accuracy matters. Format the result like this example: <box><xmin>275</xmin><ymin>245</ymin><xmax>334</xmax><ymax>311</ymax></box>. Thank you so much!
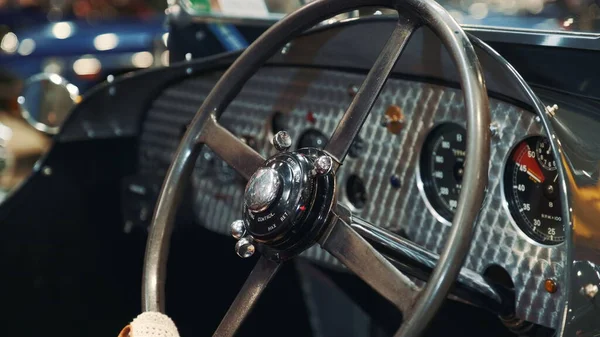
<box><xmin>242</xmin><ymin>148</ymin><xmax>336</xmax><ymax>259</ymax></box>
<box><xmin>245</xmin><ymin>167</ymin><xmax>282</xmax><ymax>213</ymax></box>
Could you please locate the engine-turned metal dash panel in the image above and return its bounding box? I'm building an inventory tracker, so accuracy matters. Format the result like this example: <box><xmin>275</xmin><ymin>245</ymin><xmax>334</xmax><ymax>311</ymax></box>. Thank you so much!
<box><xmin>138</xmin><ymin>67</ymin><xmax>564</xmax><ymax>328</ymax></box>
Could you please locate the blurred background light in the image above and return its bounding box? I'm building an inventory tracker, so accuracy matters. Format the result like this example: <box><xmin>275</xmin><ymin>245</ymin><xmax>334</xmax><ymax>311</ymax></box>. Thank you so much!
<box><xmin>18</xmin><ymin>38</ymin><xmax>36</xmax><ymax>56</ymax></box>
<box><xmin>131</xmin><ymin>51</ymin><xmax>154</xmax><ymax>68</ymax></box>
<box><xmin>93</xmin><ymin>33</ymin><xmax>119</xmax><ymax>51</ymax></box>
<box><xmin>1</xmin><ymin>32</ymin><xmax>19</xmax><ymax>54</ymax></box>
<box><xmin>49</xmin><ymin>73</ymin><xmax>63</xmax><ymax>85</ymax></box>
<box><xmin>563</xmin><ymin>17</ymin><xmax>575</xmax><ymax>27</ymax></box>
<box><xmin>448</xmin><ymin>10</ymin><xmax>465</xmax><ymax>23</ymax></box>
<box><xmin>43</xmin><ymin>59</ymin><xmax>64</xmax><ymax>74</ymax></box>
<box><xmin>52</xmin><ymin>22</ymin><xmax>74</xmax><ymax>39</ymax></box>
<box><xmin>73</xmin><ymin>56</ymin><xmax>101</xmax><ymax>76</ymax></box>
<box><xmin>161</xmin><ymin>50</ymin><xmax>169</xmax><ymax>66</ymax></box>
<box><xmin>525</xmin><ymin>0</ymin><xmax>544</xmax><ymax>14</ymax></box>
<box><xmin>468</xmin><ymin>2</ymin><xmax>489</xmax><ymax>20</ymax></box>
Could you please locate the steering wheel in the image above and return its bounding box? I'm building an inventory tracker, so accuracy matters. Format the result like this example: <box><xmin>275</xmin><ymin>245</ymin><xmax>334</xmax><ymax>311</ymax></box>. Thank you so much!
<box><xmin>140</xmin><ymin>0</ymin><xmax>491</xmax><ymax>336</ymax></box>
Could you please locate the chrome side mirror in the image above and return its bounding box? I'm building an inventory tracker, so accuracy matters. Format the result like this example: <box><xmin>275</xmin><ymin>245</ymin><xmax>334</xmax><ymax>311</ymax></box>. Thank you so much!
<box><xmin>18</xmin><ymin>73</ymin><xmax>79</xmax><ymax>135</ymax></box>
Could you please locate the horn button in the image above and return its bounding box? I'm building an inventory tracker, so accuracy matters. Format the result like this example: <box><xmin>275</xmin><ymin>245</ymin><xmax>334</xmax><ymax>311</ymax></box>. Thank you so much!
<box><xmin>238</xmin><ymin>147</ymin><xmax>336</xmax><ymax>261</ymax></box>
<box><xmin>244</xmin><ymin>167</ymin><xmax>282</xmax><ymax>214</ymax></box>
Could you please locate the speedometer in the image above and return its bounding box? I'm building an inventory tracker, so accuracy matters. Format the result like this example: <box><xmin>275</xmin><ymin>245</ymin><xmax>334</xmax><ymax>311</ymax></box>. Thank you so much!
<box><xmin>503</xmin><ymin>136</ymin><xmax>564</xmax><ymax>245</ymax></box>
<box><xmin>419</xmin><ymin>123</ymin><xmax>467</xmax><ymax>222</ymax></box>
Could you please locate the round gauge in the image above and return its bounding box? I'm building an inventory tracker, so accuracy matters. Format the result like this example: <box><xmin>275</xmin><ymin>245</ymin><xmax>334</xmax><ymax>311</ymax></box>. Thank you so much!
<box><xmin>346</xmin><ymin>175</ymin><xmax>367</xmax><ymax>210</ymax></box>
<box><xmin>503</xmin><ymin>136</ymin><xmax>564</xmax><ymax>245</ymax></box>
<box><xmin>297</xmin><ymin>129</ymin><xmax>327</xmax><ymax>150</ymax></box>
<box><xmin>195</xmin><ymin>149</ymin><xmax>215</xmax><ymax>177</ymax></box>
<box><xmin>194</xmin><ymin>150</ymin><xmax>239</xmax><ymax>183</ymax></box>
<box><xmin>419</xmin><ymin>123</ymin><xmax>467</xmax><ymax>222</ymax></box>
<box><xmin>216</xmin><ymin>159</ymin><xmax>238</xmax><ymax>183</ymax></box>
<box><xmin>271</xmin><ymin>111</ymin><xmax>287</xmax><ymax>134</ymax></box>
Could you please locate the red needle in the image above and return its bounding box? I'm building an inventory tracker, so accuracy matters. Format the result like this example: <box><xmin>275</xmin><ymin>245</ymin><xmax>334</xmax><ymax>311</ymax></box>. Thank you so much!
<box><xmin>513</xmin><ymin>142</ymin><xmax>545</xmax><ymax>183</ymax></box>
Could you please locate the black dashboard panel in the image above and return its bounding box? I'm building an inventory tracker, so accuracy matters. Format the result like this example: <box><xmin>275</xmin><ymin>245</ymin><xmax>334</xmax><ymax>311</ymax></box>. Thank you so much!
<box><xmin>137</xmin><ymin>66</ymin><xmax>562</xmax><ymax>328</ymax></box>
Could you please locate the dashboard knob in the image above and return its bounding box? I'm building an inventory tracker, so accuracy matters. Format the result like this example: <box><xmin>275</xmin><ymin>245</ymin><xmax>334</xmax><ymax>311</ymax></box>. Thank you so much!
<box><xmin>313</xmin><ymin>155</ymin><xmax>333</xmax><ymax>176</ymax></box>
<box><xmin>546</xmin><ymin>104</ymin><xmax>558</xmax><ymax>117</ymax></box>
<box><xmin>230</xmin><ymin>219</ymin><xmax>246</xmax><ymax>240</ymax></box>
<box><xmin>381</xmin><ymin>105</ymin><xmax>404</xmax><ymax>135</ymax></box>
<box><xmin>235</xmin><ymin>236</ymin><xmax>255</xmax><ymax>258</ymax></box>
<box><xmin>273</xmin><ymin>131</ymin><xmax>292</xmax><ymax>152</ymax></box>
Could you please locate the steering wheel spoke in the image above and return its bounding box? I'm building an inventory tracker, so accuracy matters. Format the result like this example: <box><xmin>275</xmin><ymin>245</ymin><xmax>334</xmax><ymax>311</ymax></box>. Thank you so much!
<box><xmin>200</xmin><ymin>115</ymin><xmax>266</xmax><ymax>180</ymax></box>
<box><xmin>319</xmin><ymin>210</ymin><xmax>419</xmax><ymax>314</ymax></box>
<box><xmin>325</xmin><ymin>18</ymin><xmax>417</xmax><ymax>168</ymax></box>
<box><xmin>213</xmin><ymin>257</ymin><xmax>281</xmax><ymax>337</ymax></box>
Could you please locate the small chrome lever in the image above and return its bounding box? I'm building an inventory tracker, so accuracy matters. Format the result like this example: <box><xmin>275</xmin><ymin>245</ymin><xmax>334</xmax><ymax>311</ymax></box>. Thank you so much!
<box><xmin>273</xmin><ymin>131</ymin><xmax>292</xmax><ymax>152</ymax></box>
<box><xmin>311</xmin><ymin>155</ymin><xmax>333</xmax><ymax>176</ymax></box>
<box><xmin>230</xmin><ymin>219</ymin><xmax>246</xmax><ymax>240</ymax></box>
<box><xmin>230</xmin><ymin>220</ymin><xmax>255</xmax><ymax>258</ymax></box>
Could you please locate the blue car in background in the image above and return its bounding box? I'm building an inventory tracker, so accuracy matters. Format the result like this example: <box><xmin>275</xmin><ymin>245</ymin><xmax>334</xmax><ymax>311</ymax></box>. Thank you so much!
<box><xmin>0</xmin><ymin>7</ymin><xmax>263</xmax><ymax>137</ymax></box>
<box><xmin>0</xmin><ymin>16</ymin><xmax>167</xmax><ymax>94</ymax></box>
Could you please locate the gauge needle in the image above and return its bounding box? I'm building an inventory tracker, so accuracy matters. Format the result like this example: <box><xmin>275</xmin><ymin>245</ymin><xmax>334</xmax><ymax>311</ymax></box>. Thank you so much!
<box><xmin>526</xmin><ymin>170</ymin><xmax>543</xmax><ymax>183</ymax></box>
<box><xmin>554</xmin><ymin>174</ymin><xmax>558</xmax><ymax>183</ymax></box>
<box><xmin>514</xmin><ymin>142</ymin><xmax>545</xmax><ymax>184</ymax></box>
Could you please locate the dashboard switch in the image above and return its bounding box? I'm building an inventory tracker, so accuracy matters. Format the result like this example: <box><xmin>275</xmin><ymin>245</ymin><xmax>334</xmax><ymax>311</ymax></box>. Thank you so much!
<box><xmin>544</xmin><ymin>279</ymin><xmax>558</xmax><ymax>294</ymax></box>
<box><xmin>312</xmin><ymin>155</ymin><xmax>333</xmax><ymax>176</ymax></box>
<box><xmin>230</xmin><ymin>219</ymin><xmax>246</xmax><ymax>240</ymax></box>
<box><xmin>235</xmin><ymin>236</ymin><xmax>256</xmax><ymax>258</ymax></box>
<box><xmin>545</xmin><ymin>104</ymin><xmax>558</xmax><ymax>118</ymax></box>
<box><xmin>306</xmin><ymin>111</ymin><xmax>316</xmax><ymax>124</ymax></box>
<box><xmin>273</xmin><ymin>131</ymin><xmax>292</xmax><ymax>152</ymax></box>
<box><xmin>390</xmin><ymin>174</ymin><xmax>401</xmax><ymax>188</ymax></box>
<box><xmin>382</xmin><ymin>105</ymin><xmax>404</xmax><ymax>135</ymax></box>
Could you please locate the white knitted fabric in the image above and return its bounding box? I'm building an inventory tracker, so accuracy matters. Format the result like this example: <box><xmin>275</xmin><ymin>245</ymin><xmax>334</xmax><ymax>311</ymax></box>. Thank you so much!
<box><xmin>129</xmin><ymin>312</ymin><xmax>180</xmax><ymax>337</ymax></box>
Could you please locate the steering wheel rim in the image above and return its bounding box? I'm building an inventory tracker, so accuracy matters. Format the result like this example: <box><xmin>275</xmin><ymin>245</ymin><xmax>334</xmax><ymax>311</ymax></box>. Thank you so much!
<box><xmin>142</xmin><ymin>1</ymin><xmax>491</xmax><ymax>336</ymax></box>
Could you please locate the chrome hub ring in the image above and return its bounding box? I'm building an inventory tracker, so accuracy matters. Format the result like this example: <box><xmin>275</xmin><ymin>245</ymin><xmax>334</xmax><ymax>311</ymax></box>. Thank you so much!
<box><xmin>240</xmin><ymin>148</ymin><xmax>336</xmax><ymax>261</ymax></box>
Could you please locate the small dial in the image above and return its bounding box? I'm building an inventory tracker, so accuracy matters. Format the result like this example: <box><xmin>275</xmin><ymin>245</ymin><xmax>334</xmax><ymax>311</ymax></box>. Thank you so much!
<box><xmin>419</xmin><ymin>123</ymin><xmax>467</xmax><ymax>222</ymax></box>
<box><xmin>195</xmin><ymin>149</ymin><xmax>215</xmax><ymax>177</ymax></box>
<box><xmin>215</xmin><ymin>159</ymin><xmax>238</xmax><ymax>183</ymax></box>
<box><xmin>271</xmin><ymin>111</ymin><xmax>287</xmax><ymax>134</ymax></box>
<box><xmin>346</xmin><ymin>175</ymin><xmax>367</xmax><ymax>210</ymax></box>
<box><xmin>297</xmin><ymin>129</ymin><xmax>327</xmax><ymax>150</ymax></box>
<box><xmin>503</xmin><ymin>136</ymin><xmax>564</xmax><ymax>245</ymax></box>
<box><xmin>195</xmin><ymin>134</ymin><xmax>258</xmax><ymax>183</ymax></box>
<box><xmin>535</xmin><ymin>137</ymin><xmax>557</xmax><ymax>171</ymax></box>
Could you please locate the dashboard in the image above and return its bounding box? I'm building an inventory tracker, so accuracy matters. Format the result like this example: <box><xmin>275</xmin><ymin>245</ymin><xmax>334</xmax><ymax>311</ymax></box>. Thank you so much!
<box><xmin>137</xmin><ymin>66</ymin><xmax>563</xmax><ymax>327</ymax></box>
<box><xmin>3</xmin><ymin>13</ymin><xmax>600</xmax><ymax>337</ymax></box>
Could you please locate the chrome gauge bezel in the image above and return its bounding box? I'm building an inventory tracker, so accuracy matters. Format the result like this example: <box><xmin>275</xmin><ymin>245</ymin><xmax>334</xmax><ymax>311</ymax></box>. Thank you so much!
<box><xmin>416</xmin><ymin>121</ymin><xmax>467</xmax><ymax>227</ymax></box>
<box><xmin>499</xmin><ymin>133</ymin><xmax>565</xmax><ymax>248</ymax></box>
<box><xmin>415</xmin><ymin>109</ymin><xmax>560</xmax><ymax>248</ymax></box>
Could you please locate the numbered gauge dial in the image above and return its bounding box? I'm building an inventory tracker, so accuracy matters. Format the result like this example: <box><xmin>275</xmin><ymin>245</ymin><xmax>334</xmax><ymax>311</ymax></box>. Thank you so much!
<box><xmin>503</xmin><ymin>136</ymin><xmax>564</xmax><ymax>245</ymax></box>
<box><xmin>419</xmin><ymin>123</ymin><xmax>467</xmax><ymax>222</ymax></box>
